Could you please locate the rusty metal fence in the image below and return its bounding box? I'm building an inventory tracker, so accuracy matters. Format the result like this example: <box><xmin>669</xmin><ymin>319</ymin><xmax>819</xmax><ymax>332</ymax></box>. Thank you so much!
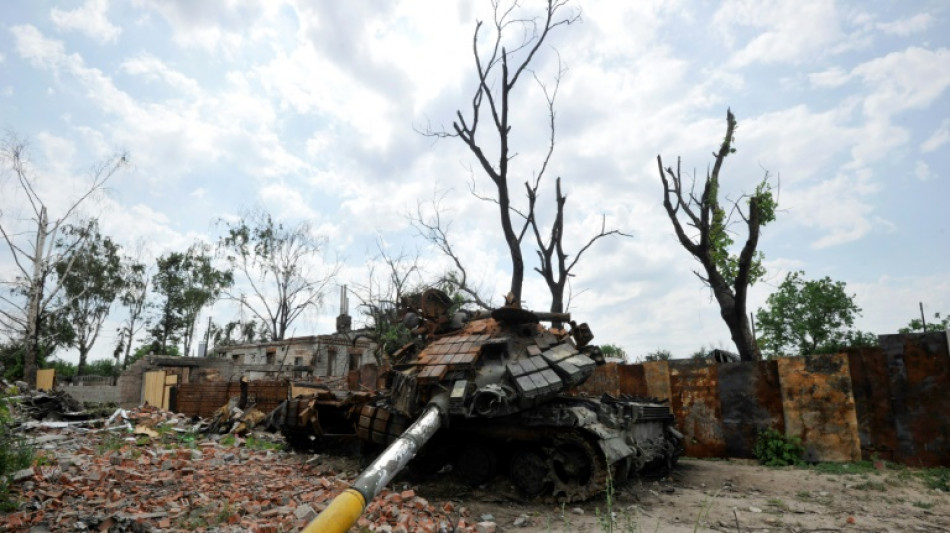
<box><xmin>574</xmin><ymin>331</ymin><xmax>949</xmax><ymax>467</ymax></box>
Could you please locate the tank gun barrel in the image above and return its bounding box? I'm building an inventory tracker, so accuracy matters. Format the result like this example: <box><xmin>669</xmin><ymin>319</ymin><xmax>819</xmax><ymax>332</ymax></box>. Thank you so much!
<box><xmin>301</xmin><ymin>395</ymin><xmax>448</xmax><ymax>533</ymax></box>
<box><xmin>471</xmin><ymin>309</ymin><xmax>571</xmax><ymax>323</ymax></box>
<box><xmin>534</xmin><ymin>311</ymin><xmax>571</xmax><ymax>323</ymax></box>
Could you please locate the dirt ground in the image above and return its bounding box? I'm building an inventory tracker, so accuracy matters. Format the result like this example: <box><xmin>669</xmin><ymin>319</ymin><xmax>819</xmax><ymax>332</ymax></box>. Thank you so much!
<box><xmin>398</xmin><ymin>457</ymin><xmax>950</xmax><ymax>533</ymax></box>
<box><xmin>8</xmin><ymin>424</ymin><xmax>949</xmax><ymax>532</ymax></box>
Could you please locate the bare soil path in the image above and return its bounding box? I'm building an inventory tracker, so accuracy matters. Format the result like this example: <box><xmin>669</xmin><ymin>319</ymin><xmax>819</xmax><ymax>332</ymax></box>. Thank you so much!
<box><xmin>424</xmin><ymin>457</ymin><xmax>950</xmax><ymax>533</ymax></box>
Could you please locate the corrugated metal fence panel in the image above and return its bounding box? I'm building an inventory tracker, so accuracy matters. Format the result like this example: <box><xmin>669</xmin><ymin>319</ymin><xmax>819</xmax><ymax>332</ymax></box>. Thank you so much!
<box><xmin>718</xmin><ymin>360</ymin><xmax>784</xmax><ymax>459</ymax></box>
<box><xmin>888</xmin><ymin>333</ymin><xmax>950</xmax><ymax>467</ymax></box>
<box><xmin>669</xmin><ymin>361</ymin><xmax>726</xmax><ymax>458</ymax></box>
<box><xmin>847</xmin><ymin>349</ymin><xmax>898</xmax><ymax>461</ymax></box>
<box><xmin>777</xmin><ymin>353</ymin><xmax>861</xmax><ymax>462</ymax></box>
<box><xmin>176</xmin><ymin>381</ymin><xmax>289</xmax><ymax>418</ymax></box>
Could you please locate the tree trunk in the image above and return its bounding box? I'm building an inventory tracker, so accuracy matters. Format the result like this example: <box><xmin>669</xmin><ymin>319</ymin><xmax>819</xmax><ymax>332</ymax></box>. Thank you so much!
<box><xmin>710</xmin><ymin>276</ymin><xmax>760</xmax><ymax>362</ymax></box>
<box><xmin>77</xmin><ymin>344</ymin><xmax>89</xmax><ymax>376</ymax></box>
<box><xmin>23</xmin><ymin>207</ymin><xmax>48</xmax><ymax>387</ymax></box>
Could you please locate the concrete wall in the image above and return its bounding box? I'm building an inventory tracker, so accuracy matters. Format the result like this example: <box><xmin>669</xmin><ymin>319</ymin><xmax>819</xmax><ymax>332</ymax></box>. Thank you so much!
<box><xmin>60</xmin><ymin>384</ymin><xmax>121</xmax><ymax>405</ymax></box>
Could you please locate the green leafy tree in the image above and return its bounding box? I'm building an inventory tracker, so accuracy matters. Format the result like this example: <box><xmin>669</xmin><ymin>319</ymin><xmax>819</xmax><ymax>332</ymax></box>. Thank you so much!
<box><xmin>899</xmin><ymin>311</ymin><xmax>949</xmax><ymax>333</ymax></box>
<box><xmin>55</xmin><ymin>222</ymin><xmax>124</xmax><ymax>376</ymax></box>
<box><xmin>115</xmin><ymin>255</ymin><xmax>151</xmax><ymax>369</ymax></box>
<box><xmin>642</xmin><ymin>349</ymin><xmax>672</xmax><ymax>362</ymax></box>
<box><xmin>755</xmin><ymin>271</ymin><xmax>862</xmax><ymax>357</ymax></box>
<box><xmin>84</xmin><ymin>358</ymin><xmax>120</xmax><ymax>377</ymax></box>
<box><xmin>599</xmin><ymin>343</ymin><xmax>628</xmax><ymax>361</ymax></box>
<box><xmin>217</xmin><ymin>210</ymin><xmax>339</xmax><ymax>341</ymax></box>
<box><xmin>45</xmin><ymin>357</ymin><xmax>77</xmax><ymax>378</ymax></box>
<box><xmin>657</xmin><ymin>110</ymin><xmax>776</xmax><ymax>362</ymax></box>
<box><xmin>152</xmin><ymin>244</ymin><xmax>232</xmax><ymax>356</ymax></box>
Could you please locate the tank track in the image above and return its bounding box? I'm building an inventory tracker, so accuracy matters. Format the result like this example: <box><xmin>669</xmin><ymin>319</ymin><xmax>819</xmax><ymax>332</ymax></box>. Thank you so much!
<box><xmin>514</xmin><ymin>430</ymin><xmax>609</xmax><ymax>502</ymax></box>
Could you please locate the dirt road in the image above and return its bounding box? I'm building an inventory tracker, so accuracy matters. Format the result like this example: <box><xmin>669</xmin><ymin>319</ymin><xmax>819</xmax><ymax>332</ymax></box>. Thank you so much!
<box><xmin>414</xmin><ymin>458</ymin><xmax>950</xmax><ymax>532</ymax></box>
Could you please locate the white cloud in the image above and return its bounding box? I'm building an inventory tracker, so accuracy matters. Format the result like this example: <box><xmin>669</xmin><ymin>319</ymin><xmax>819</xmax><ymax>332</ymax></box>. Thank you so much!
<box><xmin>120</xmin><ymin>54</ymin><xmax>201</xmax><ymax>95</ymax></box>
<box><xmin>876</xmin><ymin>13</ymin><xmax>934</xmax><ymax>36</ymax></box>
<box><xmin>914</xmin><ymin>160</ymin><xmax>933</xmax><ymax>181</ymax></box>
<box><xmin>922</xmin><ymin>119</ymin><xmax>950</xmax><ymax>153</ymax></box>
<box><xmin>808</xmin><ymin>66</ymin><xmax>851</xmax><ymax>88</ymax></box>
<box><xmin>854</xmin><ymin>47</ymin><xmax>950</xmax><ymax>116</ymax></box>
<box><xmin>782</xmin><ymin>168</ymin><xmax>880</xmax><ymax>249</ymax></box>
<box><xmin>713</xmin><ymin>0</ymin><xmax>848</xmax><ymax>66</ymax></box>
<box><xmin>50</xmin><ymin>0</ymin><xmax>122</xmax><ymax>44</ymax></box>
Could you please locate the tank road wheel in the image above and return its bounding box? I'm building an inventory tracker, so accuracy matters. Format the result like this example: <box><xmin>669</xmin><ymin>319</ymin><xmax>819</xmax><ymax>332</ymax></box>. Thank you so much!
<box><xmin>510</xmin><ymin>449</ymin><xmax>551</xmax><ymax>497</ymax></box>
<box><xmin>455</xmin><ymin>442</ymin><xmax>498</xmax><ymax>487</ymax></box>
<box><xmin>549</xmin><ymin>433</ymin><xmax>608</xmax><ymax>503</ymax></box>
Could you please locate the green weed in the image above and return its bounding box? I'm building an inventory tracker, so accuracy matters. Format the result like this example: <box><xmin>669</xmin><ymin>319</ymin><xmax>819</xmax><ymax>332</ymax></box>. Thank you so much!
<box><xmin>753</xmin><ymin>428</ymin><xmax>803</xmax><ymax>467</ymax></box>
<box><xmin>920</xmin><ymin>468</ymin><xmax>950</xmax><ymax>492</ymax></box>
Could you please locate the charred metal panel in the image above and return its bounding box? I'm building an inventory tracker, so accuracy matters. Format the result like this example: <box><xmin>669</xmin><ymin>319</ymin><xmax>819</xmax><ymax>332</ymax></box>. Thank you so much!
<box><xmin>880</xmin><ymin>332</ymin><xmax>950</xmax><ymax>467</ymax></box>
<box><xmin>669</xmin><ymin>361</ymin><xmax>726</xmax><ymax>458</ymax></box>
<box><xmin>718</xmin><ymin>360</ymin><xmax>784</xmax><ymax>459</ymax></box>
<box><xmin>570</xmin><ymin>362</ymin><xmax>621</xmax><ymax>396</ymax></box>
<box><xmin>643</xmin><ymin>360</ymin><xmax>671</xmax><ymax>401</ymax></box>
<box><xmin>846</xmin><ymin>349</ymin><xmax>897</xmax><ymax>461</ymax></box>
<box><xmin>777</xmin><ymin>353</ymin><xmax>861</xmax><ymax>462</ymax></box>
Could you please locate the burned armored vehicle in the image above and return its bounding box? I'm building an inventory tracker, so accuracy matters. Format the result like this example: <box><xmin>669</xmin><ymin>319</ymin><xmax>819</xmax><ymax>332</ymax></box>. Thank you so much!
<box><xmin>353</xmin><ymin>289</ymin><xmax>683</xmax><ymax>502</ymax></box>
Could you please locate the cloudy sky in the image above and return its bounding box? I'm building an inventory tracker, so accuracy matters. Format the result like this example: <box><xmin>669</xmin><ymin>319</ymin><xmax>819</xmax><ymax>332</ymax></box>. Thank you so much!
<box><xmin>1</xmin><ymin>0</ymin><xmax>948</xmax><ymax>364</ymax></box>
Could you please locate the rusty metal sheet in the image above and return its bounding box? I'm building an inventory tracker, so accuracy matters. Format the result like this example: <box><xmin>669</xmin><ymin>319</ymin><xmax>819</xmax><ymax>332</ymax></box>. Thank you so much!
<box><xmin>880</xmin><ymin>332</ymin><xmax>950</xmax><ymax>467</ymax></box>
<box><xmin>617</xmin><ymin>364</ymin><xmax>649</xmax><ymax>397</ymax></box>
<box><xmin>776</xmin><ymin>353</ymin><xmax>861</xmax><ymax>462</ymax></box>
<box><xmin>718</xmin><ymin>360</ymin><xmax>784</xmax><ymax>459</ymax></box>
<box><xmin>846</xmin><ymin>349</ymin><xmax>897</xmax><ymax>461</ymax></box>
<box><xmin>642</xmin><ymin>360</ymin><xmax>671</xmax><ymax>401</ymax></box>
<box><xmin>568</xmin><ymin>362</ymin><xmax>620</xmax><ymax>396</ymax></box>
<box><xmin>669</xmin><ymin>361</ymin><xmax>726</xmax><ymax>458</ymax></box>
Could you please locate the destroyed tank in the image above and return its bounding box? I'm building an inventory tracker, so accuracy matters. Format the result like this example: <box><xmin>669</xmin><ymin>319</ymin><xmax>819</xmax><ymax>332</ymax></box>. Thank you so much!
<box><xmin>354</xmin><ymin>288</ymin><xmax>683</xmax><ymax>502</ymax></box>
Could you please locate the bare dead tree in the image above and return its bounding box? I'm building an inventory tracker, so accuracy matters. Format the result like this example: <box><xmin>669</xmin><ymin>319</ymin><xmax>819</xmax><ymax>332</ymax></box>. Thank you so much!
<box><xmin>409</xmin><ymin>193</ymin><xmax>492</xmax><ymax>311</ymax></box>
<box><xmin>528</xmin><ymin>177</ymin><xmax>631</xmax><ymax>326</ymax></box>
<box><xmin>524</xmin><ymin>61</ymin><xmax>631</xmax><ymax>323</ymax></box>
<box><xmin>656</xmin><ymin>109</ymin><xmax>776</xmax><ymax>362</ymax></box>
<box><xmin>423</xmin><ymin>0</ymin><xmax>581</xmax><ymax>306</ymax></box>
<box><xmin>0</xmin><ymin>134</ymin><xmax>127</xmax><ymax>384</ymax></box>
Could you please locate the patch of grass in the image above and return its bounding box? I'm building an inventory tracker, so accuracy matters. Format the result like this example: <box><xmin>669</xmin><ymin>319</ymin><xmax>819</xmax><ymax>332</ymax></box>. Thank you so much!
<box><xmin>795</xmin><ymin>490</ymin><xmax>812</xmax><ymax>501</ymax></box>
<box><xmin>176</xmin><ymin>431</ymin><xmax>199</xmax><ymax>449</ymax></box>
<box><xmin>32</xmin><ymin>452</ymin><xmax>54</xmax><ymax>467</ymax></box>
<box><xmin>220</xmin><ymin>434</ymin><xmax>237</xmax><ymax>447</ymax></box>
<box><xmin>913</xmin><ymin>501</ymin><xmax>934</xmax><ymax>509</ymax></box>
<box><xmin>1</xmin><ymin>392</ymin><xmax>34</xmax><ymax>512</ymax></box>
<box><xmin>96</xmin><ymin>433</ymin><xmax>125</xmax><ymax>454</ymax></box>
<box><xmin>767</xmin><ymin>498</ymin><xmax>788</xmax><ymax>510</ymax></box>
<box><xmin>919</xmin><ymin>468</ymin><xmax>950</xmax><ymax>492</ymax></box>
<box><xmin>853</xmin><ymin>480</ymin><xmax>887</xmax><ymax>491</ymax></box>
<box><xmin>245</xmin><ymin>435</ymin><xmax>283</xmax><ymax>451</ymax></box>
